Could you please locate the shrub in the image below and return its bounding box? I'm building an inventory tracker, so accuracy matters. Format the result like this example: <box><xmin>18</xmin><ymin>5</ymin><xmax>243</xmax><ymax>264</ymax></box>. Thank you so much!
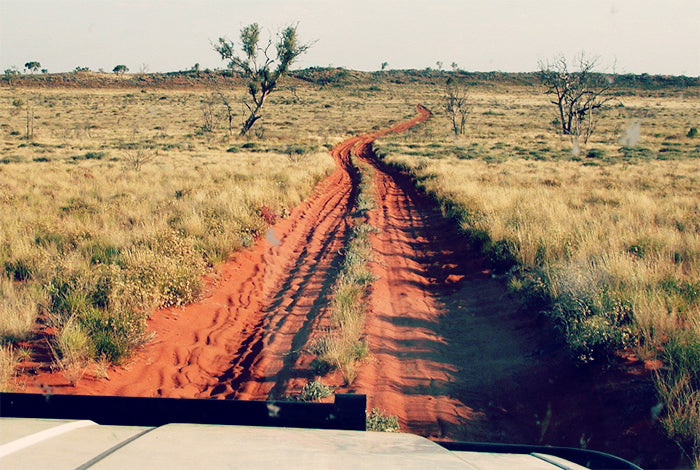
<box><xmin>546</xmin><ymin>264</ymin><xmax>632</xmax><ymax>363</ymax></box>
<box><xmin>484</xmin><ymin>238</ymin><xmax>518</xmax><ymax>273</ymax></box>
<box><xmin>4</xmin><ymin>257</ymin><xmax>35</xmax><ymax>281</ymax></box>
<box><xmin>85</xmin><ymin>242</ymin><xmax>122</xmax><ymax>266</ymax></box>
<box><xmin>586</xmin><ymin>148</ymin><xmax>607</xmax><ymax>160</ymax></box>
<box><xmin>80</xmin><ymin>308</ymin><xmax>145</xmax><ymax>364</ymax></box>
<box><xmin>508</xmin><ymin>268</ymin><xmax>551</xmax><ymax>310</ymax></box>
<box><xmin>366</xmin><ymin>408</ymin><xmax>399</xmax><ymax>432</ymax></box>
<box><xmin>298</xmin><ymin>380</ymin><xmax>334</xmax><ymax>402</ymax></box>
<box><xmin>620</xmin><ymin>146</ymin><xmax>655</xmax><ymax>160</ymax></box>
<box><xmin>55</xmin><ymin>318</ymin><xmax>93</xmax><ymax>365</ymax></box>
<box><xmin>688</xmin><ymin>128</ymin><xmax>698</xmax><ymax>138</ymax></box>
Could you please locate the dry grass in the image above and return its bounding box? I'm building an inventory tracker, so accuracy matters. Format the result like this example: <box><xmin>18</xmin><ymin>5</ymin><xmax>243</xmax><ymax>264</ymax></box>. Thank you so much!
<box><xmin>315</xmin><ymin>161</ymin><xmax>376</xmax><ymax>384</ymax></box>
<box><xmin>374</xmin><ymin>83</ymin><xmax>700</xmax><ymax>462</ymax></box>
<box><xmin>1</xmin><ymin>75</ymin><xmax>698</xmax><ymax>458</ymax></box>
<box><xmin>0</xmin><ymin>345</ymin><xmax>17</xmax><ymax>391</ymax></box>
<box><xmin>0</xmin><ymin>85</ymin><xmax>339</xmax><ymax>384</ymax></box>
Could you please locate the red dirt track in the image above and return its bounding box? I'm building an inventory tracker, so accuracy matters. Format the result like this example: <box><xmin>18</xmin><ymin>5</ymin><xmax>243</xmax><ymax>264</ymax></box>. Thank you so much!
<box><xmin>19</xmin><ymin>107</ymin><xmax>682</xmax><ymax>468</ymax></box>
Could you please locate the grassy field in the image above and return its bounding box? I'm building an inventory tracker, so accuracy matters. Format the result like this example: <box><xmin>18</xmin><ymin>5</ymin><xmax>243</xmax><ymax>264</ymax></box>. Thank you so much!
<box><xmin>0</xmin><ymin>75</ymin><xmax>422</xmax><ymax>386</ymax></box>
<box><xmin>1</xmin><ymin>70</ymin><xmax>699</xmax><ymax>461</ymax></box>
<box><xmin>372</xmin><ymin>80</ymin><xmax>700</xmax><ymax>463</ymax></box>
<box><xmin>0</xmin><ymin>85</ymin><xmax>345</xmax><ymax>383</ymax></box>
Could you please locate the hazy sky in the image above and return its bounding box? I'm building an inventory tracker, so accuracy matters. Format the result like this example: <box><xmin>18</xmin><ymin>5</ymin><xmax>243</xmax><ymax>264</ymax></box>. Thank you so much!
<box><xmin>1</xmin><ymin>0</ymin><xmax>698</xmax><ymax>76</ymax></box>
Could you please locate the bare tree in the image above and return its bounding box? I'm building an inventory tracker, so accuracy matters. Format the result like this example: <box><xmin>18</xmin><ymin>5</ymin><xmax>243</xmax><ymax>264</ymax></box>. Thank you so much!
<box><xmin>538</xmin><ymin>53</ymin><xmax>615</xmax><ymax>148</ymax></box>
<box><xmin>216</xmin><ymin>91</ymin><xmax>236</xmax><ymax>137</ymax></box>
<box><xmin>214</xmin><ymin>23</ymin><xmax>312</xmax><ymax>136</ymax></box>
<box><xmin>124</xmin><ymin>148</ymin><xmax>155</xmax><ymax>171</ymax></box>
<box><xmin>444</xmin><ymin>77</ymin><xmax>469</xmax><ymax>136</ymax></box>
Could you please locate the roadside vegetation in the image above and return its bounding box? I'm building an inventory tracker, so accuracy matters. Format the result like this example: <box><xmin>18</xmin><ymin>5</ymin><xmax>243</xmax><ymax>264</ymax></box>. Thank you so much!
<box><xmin>1</xmin><ymin>68</ymin><xmax>698</xmax><ymax>463</ymax></box>
<box><xmin>0</xmin><ymin>86</ymin><xmax>335</xmax><ymax>386</ymax></box>
<box><xmin>311</xmin><ymin>160</ymin><xmax>376</xmax><ymax>385</ymax></box>
<box><xmin>375</xmin><ymin>81</ymin><xmax>699</xmax><ymax>464</ymax></box>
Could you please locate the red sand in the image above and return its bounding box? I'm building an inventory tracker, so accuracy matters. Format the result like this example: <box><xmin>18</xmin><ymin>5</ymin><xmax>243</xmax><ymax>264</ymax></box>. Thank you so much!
<box><xmin>17</xmin><ymin>107</ymin><xmax>684</xmax><ymax>468</ymax></box>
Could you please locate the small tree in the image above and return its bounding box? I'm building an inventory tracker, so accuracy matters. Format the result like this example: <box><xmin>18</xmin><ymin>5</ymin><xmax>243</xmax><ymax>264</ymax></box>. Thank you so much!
<box><xmin>4</xmin><ymin>67</ymin><xmax>20</xmax><ymax>87</ymax></box>
<box><xmin>444</xmin><ymin>77</ymin><xmax>469</xmax><ymax>136</ymax></box>
<box><xmin>214</xmin><ymin>23</ymin><xmax>312</xmax><ymax>136</ymax></box>
<box><xmin>216</xmin><ymin>91</ymin><xmax>236</xmax><ymax>137</ymax></box>
<box><xmin>113</xmin><ymin>64</ymin><xmax>129</xmax><ymax>75</ymax></box>
<box><xmin>24</xmin><ymin>61</ymin><xmax>41</xmax><ymax>74</ymax></box>
<box><xmin>538</xmin><ymin>53</ymin><xmax>615</xmax><ymax>149</ymax></box>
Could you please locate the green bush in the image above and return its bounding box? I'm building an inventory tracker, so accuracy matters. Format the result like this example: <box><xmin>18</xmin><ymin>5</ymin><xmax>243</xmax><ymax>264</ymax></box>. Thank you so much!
<box><xmin>586</xmin><ymin>148</ymin><xmax>607</xmax><ymax>160</ymax></box>
<box><xmin>4</xmin><ymin>257</ymin><xmax>35</xmax><ymax>281</ymax></box>
<box><xmin>508</xmin><ymin>268</ymin><xmax>551</xmax><ymax>310</ymax></box>
<box><xmin>85</xmin><ymin>242</ymin><xmax>122</xmax><ymax>266</ymax></box>
<box><xmin>366</xmin><ymin>408</ymin><xmax>399</xmax><ymax>432</ymax></box>
<box><xmin>298</xmin><ymin>380</ymin><xmax>334</xmax><ymax>402</ymax></box>
<box><xmin>485</xmin><ymin>238</ymin><xmax>518</xmax><ymax>273</ymax></box>
<box><xmin>80</xmin><ymin>308</ymin><xmax>144</xmax><ymax>364</ymax></box>
<box><xmin>545</xmin><ymin>265</ymin><xmax>632</xmax><ymax>363</ymax></box>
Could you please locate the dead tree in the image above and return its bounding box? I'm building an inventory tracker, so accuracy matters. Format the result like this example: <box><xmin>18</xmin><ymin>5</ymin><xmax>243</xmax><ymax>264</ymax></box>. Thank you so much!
<box><xmin>538</xmin><ymin>54</ymin><xmax>615</xmax><ymax>148</ymax></box>
<box><xmin>444</xmin><ymin>77</ymin><xmax>469</xmax><ymax>136</ymax></box>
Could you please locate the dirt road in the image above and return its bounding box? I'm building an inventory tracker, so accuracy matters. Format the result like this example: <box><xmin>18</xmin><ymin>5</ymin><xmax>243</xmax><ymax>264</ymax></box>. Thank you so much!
<box><xmin>21</xmin><ymin>107</ymin><xmax>680</xmax><ymax>467</ymax></box>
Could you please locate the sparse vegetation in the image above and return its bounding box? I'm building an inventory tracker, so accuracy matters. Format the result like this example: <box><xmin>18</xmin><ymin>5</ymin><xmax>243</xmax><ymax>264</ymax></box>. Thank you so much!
<box><xmin>444</xmin><ymin>76</ymin><xmax>469</xmax><ymax>136</ymax></box>
<box><xmin>313</xmin><ymin>161</ymin><xmax>376</xmax><ymax>384</ymax></box>
<box><xmin>1</xmin><ymin>69</ymin><xmax>698</xmax><ymax>464</ymax></box>
<box><xmin>374</xmin><ymin>77</ymin><xmax>699</xmax><ymax>464</ymax></box>
<box><xmin>0</xmin><ymin>86</ymin><xmax>336</xmax><ymax>388</ymax></box>
<box><xmin>538</xmin><ymin>53</ymin><xmax>615</xmax><ymax>153</ymax></box>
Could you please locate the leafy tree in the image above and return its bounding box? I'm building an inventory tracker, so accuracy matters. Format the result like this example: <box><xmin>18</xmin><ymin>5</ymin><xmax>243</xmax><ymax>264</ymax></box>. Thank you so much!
<box><xmin>113</xmin><ymin>64</ymin><xmax>129</xmax><ymax>75</ymax></box>
<box><xmin>24</xmin><ymin>61</ymin><xmax>41</xmax><ymax>74</ymax></box>
<box><xmin>214</xmin><ymin>23</ymin><xmax>312</xmax><ymax>136</ymax></box>
<box><xmin>381</xmin><ymin>61</ymin><xmax>388</xmax><ymax>71</ymax></box>
<box><xmin>538</xmin><ymin>53</ymin><xmax>615</xmax><ymax>149</ymax></box>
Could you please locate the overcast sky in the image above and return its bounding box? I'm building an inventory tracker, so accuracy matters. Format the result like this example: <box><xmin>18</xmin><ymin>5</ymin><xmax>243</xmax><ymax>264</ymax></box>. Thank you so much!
<box><xmin>1</xmin><ymin>0</ymin><xmax>698</xmax><ymax>76</ymax></box>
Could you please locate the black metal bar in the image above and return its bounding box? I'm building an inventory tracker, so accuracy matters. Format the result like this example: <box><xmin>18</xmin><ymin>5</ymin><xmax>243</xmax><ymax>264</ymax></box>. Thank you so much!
<box><xmin>334</xmin><ymin>393</ymin><xmax>367</xmax><ymax>431</ymax></box>
<box><xmin>0</xmin><ymin>392</ymin><xmax>367</xmax><ymax>431</ymax></box>
<box><xmin>436</xmin><ymin>441</ymin><xmax>644</xmax><ymax>470</ymax></box>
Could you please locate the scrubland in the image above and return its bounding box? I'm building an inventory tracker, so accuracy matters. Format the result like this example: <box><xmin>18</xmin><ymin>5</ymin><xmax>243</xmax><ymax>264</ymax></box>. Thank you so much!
<box><xmin>1</xmin><ymin>70</ymin><xmax>699</xmax><ymax>461</ymax></box>
<box><xmin>0</xmin><ymin>86</ymin><xmax>342</xmax><ymax>381</ymax></box>
<box><xmin>374</xmin><ymin>82</ymin><xmax>700</xmax><ymax>462</ymax></box>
